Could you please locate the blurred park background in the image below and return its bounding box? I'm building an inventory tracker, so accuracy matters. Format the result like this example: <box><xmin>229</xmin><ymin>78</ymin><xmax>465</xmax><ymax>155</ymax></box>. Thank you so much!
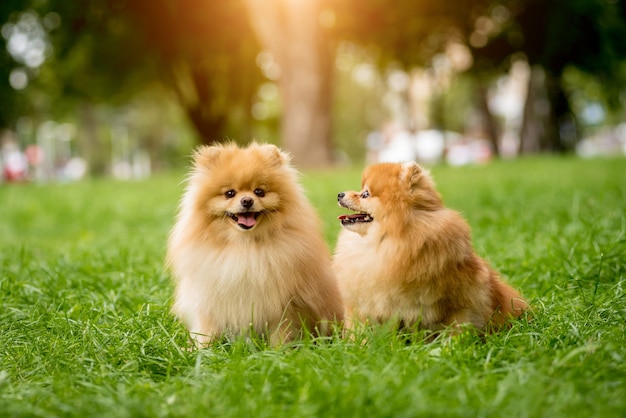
<box><xmin>1</xmin><ymin>0</ymin><xmax>626</xmax><ymax>181</ymax></box>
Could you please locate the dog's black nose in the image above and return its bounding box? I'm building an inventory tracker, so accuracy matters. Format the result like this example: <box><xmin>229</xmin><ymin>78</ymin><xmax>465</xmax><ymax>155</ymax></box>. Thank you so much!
<box><xmin>240</xmin><ymin>196</ymin><xmax>254</xmax><ymax>209</ymax></box>
<box><xmin>337</xmin><ymin>192</ymin><xmax>345</xmax><ymax>201</ymax></box>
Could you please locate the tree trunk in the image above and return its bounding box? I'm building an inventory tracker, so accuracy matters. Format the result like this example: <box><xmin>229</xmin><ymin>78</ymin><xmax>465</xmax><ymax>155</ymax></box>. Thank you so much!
<box><xmin>544</xmin><ymin>71</ymin><xmax>578</xmax><ymax>153</ymax></box>
<box><xmin>519</xmin><ymin>65</ymin><xmax>547</xmax><ymax>154</ymax></box>
<box><xmin>186</xmin><ymin>105</ymin><xmax>226</xmax><ymax>146</ymax></box>
<box><xmin>77</xmin><ymin>102</ymin><xmax>107</xmax><ymax>175</ymax></box>
<box><xmin>519</xmin><ymin>66</ymin><xmax>578</xmax><ymax>154</ymax></box>
<box><xmin>164</xmin><ymin>61</ymin><xmax>226</xmax><ymax>146</ymax></box>
<box><xmin>475</xmin><ymin>79</ymin><xmax>500</xmax><ymax>156</ymax></box>
<box><xmin>245</xmin><ymin>0</ymin><xmax>334</xmax><ymax>167</ymax></box>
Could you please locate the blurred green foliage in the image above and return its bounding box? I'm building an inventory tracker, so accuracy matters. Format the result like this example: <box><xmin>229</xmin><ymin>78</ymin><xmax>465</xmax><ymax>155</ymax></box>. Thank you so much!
<box><xmin>1</xmin><ymin>0</ymin><xmax>626</xmax><ymax>165</ymax></box>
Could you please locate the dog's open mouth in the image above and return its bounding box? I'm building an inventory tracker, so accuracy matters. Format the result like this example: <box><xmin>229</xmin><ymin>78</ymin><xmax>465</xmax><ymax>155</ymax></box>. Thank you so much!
<box><xmin>227</xmin><ymin>212</ymin><xmax>262</xmax><ymax>230</ymax></box>
<box><xmin>338</xmin><ymin>213</ymin><xmax>373</xmax><ymax>225</ymax></box>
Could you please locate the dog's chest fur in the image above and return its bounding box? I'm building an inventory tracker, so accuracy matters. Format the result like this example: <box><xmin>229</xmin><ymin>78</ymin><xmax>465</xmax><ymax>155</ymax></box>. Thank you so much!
<box><xmin>172</xmin><ymin>241</ymin><xmax>298</xmax><ymax>330</ymax></box>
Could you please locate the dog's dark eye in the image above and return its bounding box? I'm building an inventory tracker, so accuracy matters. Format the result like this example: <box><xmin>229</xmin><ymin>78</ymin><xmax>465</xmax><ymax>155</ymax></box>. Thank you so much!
<box><xmin>361</xmin><ymin>190</ymin><xmax>370</xmax><ymax>198</ymax></box>
<box><xmin>225</xmin><ymin>189</ymin><xmax>236</xmax><ymax>199</ymax></box>
<box><xmin>254</xmin><ymin>188</ymin><xmax>265</xmax><ymax>197</ymax></box>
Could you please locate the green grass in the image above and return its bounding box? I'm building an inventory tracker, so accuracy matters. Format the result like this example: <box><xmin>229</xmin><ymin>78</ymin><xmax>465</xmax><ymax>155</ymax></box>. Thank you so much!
<box><xmin>1</xmin><ymin>156</ymin><xmax>625</xmax><ymax>417</ymax></box>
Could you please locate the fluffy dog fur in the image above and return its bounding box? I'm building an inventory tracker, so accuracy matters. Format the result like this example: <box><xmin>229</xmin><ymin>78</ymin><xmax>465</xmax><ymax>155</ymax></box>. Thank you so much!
<box><xmin>333</xmin><ymin>162</ymin><xmax>527</xmax><ymax>334</ymax></box>
<box><xmin>167</xmin><ymin>142</ymin><xmax>343</xmax><ymax>346</ymax></box>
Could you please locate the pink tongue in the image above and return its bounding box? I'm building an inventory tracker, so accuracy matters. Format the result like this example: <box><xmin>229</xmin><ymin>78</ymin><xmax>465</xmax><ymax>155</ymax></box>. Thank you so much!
<box><xmin>338</xmin><ymin>214</ymin><xmax>363</xmax><ymax>220</ymax></box>
<box><xmin>238</xmin><ymin>213</ymin><xmax>257</xmax><ymax>227</ymax></box>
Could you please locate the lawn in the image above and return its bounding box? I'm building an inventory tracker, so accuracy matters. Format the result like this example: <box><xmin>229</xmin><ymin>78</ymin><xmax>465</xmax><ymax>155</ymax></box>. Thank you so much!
<box><xmin>1</xmin><ymin>156</ymin><xmax>625</xmax><ymax>417</ymax></box>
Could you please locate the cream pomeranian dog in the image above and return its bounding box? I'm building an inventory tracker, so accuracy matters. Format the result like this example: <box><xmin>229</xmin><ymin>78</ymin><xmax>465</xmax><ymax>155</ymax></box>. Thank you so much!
<box><xmin>333</xmin><ymin>161</ymin><xmax>527</xmax><ymax>334</ymax></box>
<box><xmin>167</xmin><ymin>142</ymin><xmax>343</xmax><ymax>346</ymax></box>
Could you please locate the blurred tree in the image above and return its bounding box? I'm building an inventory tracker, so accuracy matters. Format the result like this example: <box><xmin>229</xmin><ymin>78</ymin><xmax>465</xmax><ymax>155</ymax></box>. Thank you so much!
<box><xmin>332</xmin><ymin>0</ymin><xmax>479</xmax><ymax>67</ymax></box>
<box><xmin>0</xmin><ymin>5</ymin><xmax>16</xmax><ymax>129</ymax></box>
<box><xmin>331</xmin><ymin>1</ymin><xmax>498</xmax><ymax>140</ymax></box>
<box><xmin>244</xmin><ymin>0</ymin><xmax>335</xmax><ymax>166</ymax></box>
<box><xmin>0</xmin><ymin>0</ymin><xmax>263</xmax><ymax>146</ymax></box>
<box><xmin>122</xmin><ymin>0</ymin><xmax>263</xmax><ymax>144</ymax></box>
<box><xmin>4</xmin><ymin>0</ymin><xmax>626</xmax><ymax>165</ymax></box>
<box><xmin>333</xmin><ymin>0</ymin><xmax>626</xmax><ymax>155</ymax></box>
<box><xmin>2</xmin><ymin>0</ymin><xmax>342</xmax><ymax>166</ymax></box>
<box><xmin>0</xmin><ymin>5</ymin><xmax>47</xmax><ymax>130</ymax></box>
<box><xmin>468</xmin><ymin>0</ymin><xmax>626</xmax><ymax>153</ymax></box>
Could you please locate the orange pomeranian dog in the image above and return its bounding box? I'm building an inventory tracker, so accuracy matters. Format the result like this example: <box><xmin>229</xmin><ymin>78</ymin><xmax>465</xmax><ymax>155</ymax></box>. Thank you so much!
<box><xmin>333</xmin><ymin>161</ymin><xmax>527</xmax><ymax>335</ymax></box>
<box><xmin>167</xmin><ymin>142</ymin><xmax>343</xmax><ymax>347</ymax></box>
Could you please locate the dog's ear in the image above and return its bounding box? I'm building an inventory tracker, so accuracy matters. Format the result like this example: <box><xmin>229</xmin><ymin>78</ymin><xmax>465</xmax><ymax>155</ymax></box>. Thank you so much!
<box><xmin>401</xmin><ymin>161</ymin><xmax>424</xmax><ymax>189</ymax></box>
<box><xmin>402</xmin><ymin>161</ymin><xmax>442</xmax><ymax>210</ymax></box>
<box><xmin>193</xmin><ymin>144</ymin><xmax>223</xmax><ymax>168</ymax></box>
<box><xmin>257</xmin><ymin>143</ymin><xmax>290</xmax><ymax>166</ymax></box>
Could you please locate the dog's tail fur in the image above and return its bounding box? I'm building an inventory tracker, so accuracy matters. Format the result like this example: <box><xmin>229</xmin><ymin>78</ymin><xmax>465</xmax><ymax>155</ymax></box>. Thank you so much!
<box><xmin>489</xmin><ymin>275</ymin><xmax>528</xmax><ymax>329</ymax></box>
